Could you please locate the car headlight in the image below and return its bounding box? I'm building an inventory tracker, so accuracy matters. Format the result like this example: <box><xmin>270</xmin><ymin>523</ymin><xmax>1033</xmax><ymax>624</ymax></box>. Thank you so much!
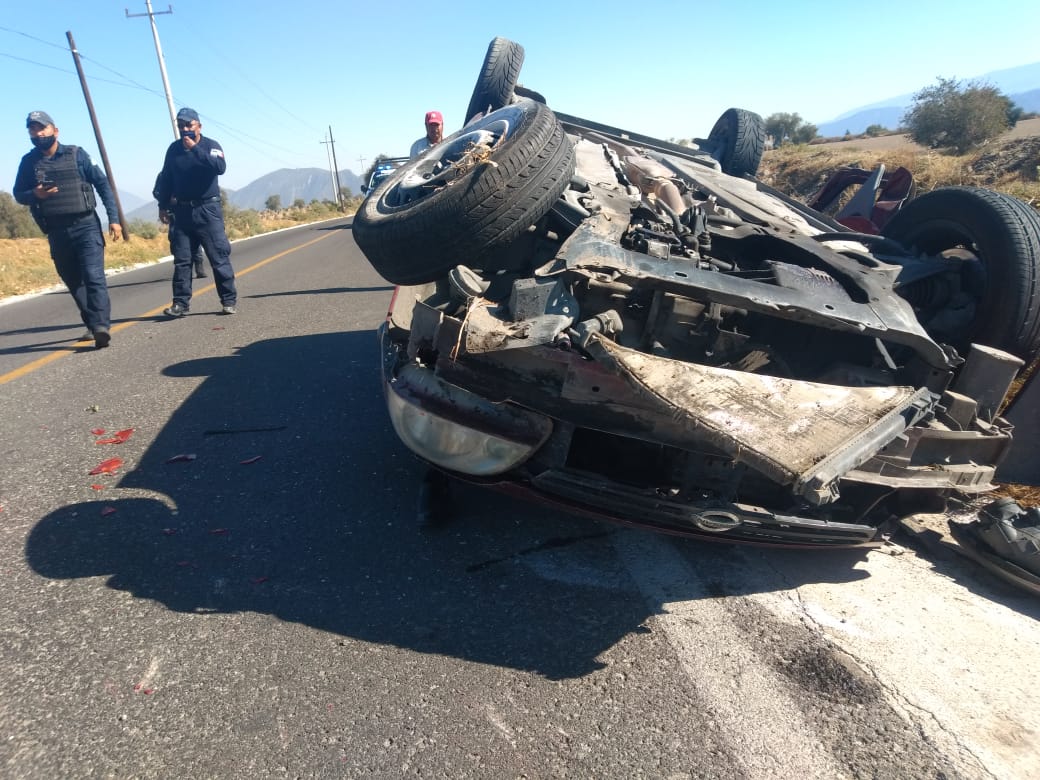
<box><xmin>385</xmin><ymin>381</ymin><xmax>546</xmax><ymax>476</ymax></box>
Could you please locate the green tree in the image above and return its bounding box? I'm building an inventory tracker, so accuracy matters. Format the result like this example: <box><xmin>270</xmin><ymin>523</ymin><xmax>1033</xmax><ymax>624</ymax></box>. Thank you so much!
<box><xmin>0</xmin><ymin>191</ymin><xmax>43</xmax><ymax>238</ymax></box>
<box><xmin>292</xmin><ymin>198</ymin><xmax>305</xmax><ymax>209</ymax></box>
<box><xmin>791</xmin><ymin>122</ymin><xmax>818</xmax><ymax>144</ymax></box>
<box><xmin>903</xmin><ymin>77</ymin><xmax>1018</xmax><ymax>154</ymax></box>
<box><xmin>764</xmin><ymin>113</ymin><xmax>817</xmax><ymax>146</ymax></box>
<box><xmin>865</xmin><ymin>124</ymin><xmax>887</xmax><ymax>137</ymax></box>
<box><xmin>764</xmin><ymin>113</ymin><xmax>801</xmax><ymax>146</ymax></box>
<box><xmin>265</xmin><ymin>194</ymin><xmax>282</xmax><ymax>211</ymax></box>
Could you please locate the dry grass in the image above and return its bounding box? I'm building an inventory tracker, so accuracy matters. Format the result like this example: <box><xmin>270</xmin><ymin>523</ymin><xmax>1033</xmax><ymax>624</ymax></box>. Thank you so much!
<box><xmin>0</xmin><ymin>211</ymin><xmax>347</xmax><ymax>299</ymax></box>
<box><xmin>759</xmin><ymin>138</ymin><xmax>1040</xmax><ymax>209</ymax></box>
<box><xmin>0</xmin><ymin>233</ymin><xmax>173</xmax><ymax>297</ymax></box>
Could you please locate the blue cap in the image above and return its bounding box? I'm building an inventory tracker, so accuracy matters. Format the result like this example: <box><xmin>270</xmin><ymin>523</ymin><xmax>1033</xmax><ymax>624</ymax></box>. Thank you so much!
<box><xmin>176</xmin><ymin>107</ymin><xmax>200</xmax><ymax>123</ymax></box>
<box><xmin>26</xmin><ymin>110</ymin><xmax>55</xmax><ymax>128</ymax></box>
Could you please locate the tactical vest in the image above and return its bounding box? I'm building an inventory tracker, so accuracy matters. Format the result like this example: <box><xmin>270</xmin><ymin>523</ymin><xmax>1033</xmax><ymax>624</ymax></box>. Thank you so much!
<box><xmin>33</xmin><ymin>146</ymin><xmax>96</xmax><ymax>218</ymax></box>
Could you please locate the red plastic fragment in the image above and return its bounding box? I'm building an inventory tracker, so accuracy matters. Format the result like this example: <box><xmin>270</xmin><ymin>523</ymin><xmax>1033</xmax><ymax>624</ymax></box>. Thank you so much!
<box><xmin>239</xmin><ymin>455</ymin><xmax>262</xmax><ymax>465</ymax></box>
<box><xmin>91</xmin><ymin>428</ymin><xmax>106</xmax><ymax>435</ymax></box>
<box><xmin>89</xmin><ymin>457</ymin><xmax>124</xmax><ymax>475</ymax></box>
<box><xmin>165</xmin><ymin>453</ymin><xmax>197</xmax><ymax>463</ymax></box>
<box><xmin>90</xmin><ymin>484</ymin><xmax>105</xmax><ymax>491</ymax></box>
<box><xmin>96</xmin><ymin>428</ymin><xmax>134</xmax><ymax>445</ymax></box>
<box><xmin>100</xmin><ymin>506</ymin><xmax>117</xmax><ymax>516</ymax></box>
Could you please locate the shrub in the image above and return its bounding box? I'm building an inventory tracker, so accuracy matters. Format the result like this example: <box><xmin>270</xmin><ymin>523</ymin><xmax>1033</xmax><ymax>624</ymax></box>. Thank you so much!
<box><xmin>0</xmin><ymin>192</ymin><xmax>43</xmax><ymax>238</ymax></box>
<box><xmin>128</xmin><ymin>218</ymin><xmax>159</xmax><ymax>240</ymax></box>
<box><xmin>904</xmin><ymin>77</ymin><xmax>1018</xmax><ymax>154</ymax></box>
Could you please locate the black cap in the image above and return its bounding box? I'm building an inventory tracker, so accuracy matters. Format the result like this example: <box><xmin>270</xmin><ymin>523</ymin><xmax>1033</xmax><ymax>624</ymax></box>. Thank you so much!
<box><xmin>176</xmin><ymin>107</ymin><xmax>200</xmax><ymax>123</ymax></box>
<box><xmin>26</xmin><ymin>110</ymin><xmax>55</xmax><ymax>128</ymax></box>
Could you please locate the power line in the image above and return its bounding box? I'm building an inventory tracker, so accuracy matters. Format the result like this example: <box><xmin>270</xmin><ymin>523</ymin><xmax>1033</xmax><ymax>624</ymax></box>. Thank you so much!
<box><xmin>0</xmin><ymin>24</ymin><xmax>67</xmax><ymax>50</ymax></box>
<box><xmin>2</xmin><ymin>21</ymin><xmax>328</xmax><ymax>171</ymax></box>
<box><xmin>177</xmin><ymin>16</ymin><xmax>313</xmax><ymax>132</ymax></box>
<box><xmin>0</xmin><ymin>50</ymin><xmax>157</xmax><ymax>90</ymax></box>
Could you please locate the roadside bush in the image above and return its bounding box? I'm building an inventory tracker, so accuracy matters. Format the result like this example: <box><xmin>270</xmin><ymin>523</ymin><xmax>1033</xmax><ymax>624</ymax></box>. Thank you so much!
<box><xmin>0</xmin><ymin>192</ymin><xmax>43</xmax><ymax>238</ymax></box>
<box><xmin>904</xmin><ymin>77</ymin><xmax>1018</xmax><ymax>154</ymax></box>
<box><xmin>128</xmin><ymin>218</ymin><xmax>159</xmax><ymax>240</ymax></box>
<box><xmin>224</xmin><ymin>205</ymin><xmax>261</xmax><ymax>239</ymax></box>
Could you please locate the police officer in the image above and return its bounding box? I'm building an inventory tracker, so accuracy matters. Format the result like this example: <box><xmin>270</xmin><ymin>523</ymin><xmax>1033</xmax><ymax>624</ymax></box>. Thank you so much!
<box><xmin>13</xmin><ymin>110</ymin><xmax>122</xmax><ymax>349</ymax></box>
<box><xmin>153</xmin><ymin>170</ymin><xmax>207</xmax><ymax>278</ymax></box>
<box><xmin>155</xmin><ymin>107</ymin><xmax>237</xmax><ymax>317</ymax></box>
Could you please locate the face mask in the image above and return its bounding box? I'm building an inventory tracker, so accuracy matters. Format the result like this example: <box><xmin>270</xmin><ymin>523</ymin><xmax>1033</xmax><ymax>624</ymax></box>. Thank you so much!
<box><xmin>31</xmin><ymin>135</ymin><xmax>56</xmax><ymax>150</ymax></box>
<box><xmin>180</xmin><ymin>129</ymin><xmax>198</xmax><ymax>140</ymax></box>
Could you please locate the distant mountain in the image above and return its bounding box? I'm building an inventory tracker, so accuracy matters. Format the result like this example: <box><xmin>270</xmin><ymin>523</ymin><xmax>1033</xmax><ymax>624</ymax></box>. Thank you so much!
<box><xmin>817</xmin><ymin>61</ymin><xmax>1040</xmax><ymax>137</ymax></box>
<box><xmin>228</xmin><ymin>168</ymin><xmax>361</xmax><ymax>211</ymax></box>
<box><xmin>116</xmin><ymin>190</ymin><xmax>148</xmax><ymax>213</ymax></box>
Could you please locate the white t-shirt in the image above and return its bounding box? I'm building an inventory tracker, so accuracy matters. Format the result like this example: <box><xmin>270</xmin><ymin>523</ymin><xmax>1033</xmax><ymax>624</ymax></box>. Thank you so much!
<box><xmin>409</xmin><ymin>136</ymin><xmax>432</xmax><ymax>159</ymax></box>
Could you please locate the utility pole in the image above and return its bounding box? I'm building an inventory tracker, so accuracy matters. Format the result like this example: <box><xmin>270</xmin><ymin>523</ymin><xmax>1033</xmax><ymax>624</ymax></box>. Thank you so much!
<box><xmin>357</xmin><ymin>155</ymin><xmax>367</xmax><ymax>173</ymax></box>
<box><xmin>66</xmin><ymin>31</ymin><xmax>129</xmax><ymax>239</ymax></box>
<box><xmin>126</xmin><ymin>1</ymin><xmax>178</xmax><ymax>139</ymax></box>
<box><xmin>328</xmin><ymin>126</ymin><xmax>344</xmax><ymax>210</ymax></box>
<box><xmin>320</xmin><ymin>133</ymin><xmax>337</xmax><ymax>204</ymax></box>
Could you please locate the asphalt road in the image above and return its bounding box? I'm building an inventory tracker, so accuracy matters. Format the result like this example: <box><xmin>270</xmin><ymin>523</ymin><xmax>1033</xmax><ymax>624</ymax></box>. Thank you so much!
<box><xmin>1</xmin><ymin>220</ymin><xmax>1038</xmax><ymax>779</ymax></box>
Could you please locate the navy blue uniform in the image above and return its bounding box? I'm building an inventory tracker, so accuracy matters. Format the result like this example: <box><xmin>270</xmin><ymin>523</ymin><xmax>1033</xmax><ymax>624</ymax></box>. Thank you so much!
<box><xmin>153</xmin><ymin>171</ymin><xmax>206</xmax><ymax>276</ymax></box>
<box><xmin>156</xmin><ymin>135</ymin><xmax>236</xmax><ymax>310</ymax></box>
<box><xmin>14</xmin><ymin>143</ymin><xmax>118</xmax><ymax>335</ymax></box>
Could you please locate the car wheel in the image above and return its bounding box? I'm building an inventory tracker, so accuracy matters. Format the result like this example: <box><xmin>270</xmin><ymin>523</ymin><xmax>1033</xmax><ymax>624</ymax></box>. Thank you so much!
<box><xmin>353</xmin><ymin>99</ymin><xmax>576</xmax><ymax>286</ymax></box>
<box><xmin>882</xmin><ymin>186</ymin><xmax>1040</xmax><ymax>363</ymax></box>
<box><xmin>464</xmin><ymin>37</ymin><xmax>525</xmax><ymax>125</ymax></box>
<box><xmin>707</xmin><ymin>108</ymin><xmax>765</xmax><ymax>177</ymax></box>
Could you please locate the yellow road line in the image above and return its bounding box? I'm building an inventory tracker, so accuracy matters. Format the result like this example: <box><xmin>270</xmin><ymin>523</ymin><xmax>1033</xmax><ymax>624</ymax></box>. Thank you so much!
<box><xmin>0</xmin><ymin>231</ymin><xmax>335</xmax><ymax>386</ymax></box>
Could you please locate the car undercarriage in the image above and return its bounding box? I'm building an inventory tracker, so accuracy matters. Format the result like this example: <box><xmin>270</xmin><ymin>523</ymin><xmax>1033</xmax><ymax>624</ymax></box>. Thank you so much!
<box><xmin>354</xmin><ymin>38</ymin><xmax>1040</xmax><ymax>547</ymax></box>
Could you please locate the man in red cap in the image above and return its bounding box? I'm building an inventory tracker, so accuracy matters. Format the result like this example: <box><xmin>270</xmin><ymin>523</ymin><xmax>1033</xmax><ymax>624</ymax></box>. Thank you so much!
<box><xmin>409</xmin><ymin>110</ymin><xmax>444</xmax><ymax>158</ymax></box>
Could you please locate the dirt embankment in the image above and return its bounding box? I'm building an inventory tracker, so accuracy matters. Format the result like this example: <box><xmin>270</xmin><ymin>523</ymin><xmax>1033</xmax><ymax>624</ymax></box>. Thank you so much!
<box><xmin>760</xmin><ymin>118</ymin><xmax>1040</xmax><ymax>207</ymax></box>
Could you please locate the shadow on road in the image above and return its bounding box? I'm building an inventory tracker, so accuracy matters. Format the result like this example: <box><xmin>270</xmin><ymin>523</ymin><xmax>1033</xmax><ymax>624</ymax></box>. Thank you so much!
<box><xmin>246</xmin><ymin>286</ymin><xmax>393</xmax><ymax>299</ymax></box>
<box><xmin>26</xmin><ymin>330</ymin><xmax>876</xmax><ymax>680</ymax></box>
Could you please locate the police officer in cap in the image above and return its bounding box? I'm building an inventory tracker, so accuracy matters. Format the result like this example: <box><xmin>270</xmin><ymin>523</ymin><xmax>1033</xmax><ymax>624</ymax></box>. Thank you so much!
<box><xmin>156</xmin><ymin>107</ymin><xmax>237</xmax><ymax>317</ymax></box>
<box><xmin>13</xmin><ymin>110</ymin><xmax>122</xmax><ymax>349</ymax></box>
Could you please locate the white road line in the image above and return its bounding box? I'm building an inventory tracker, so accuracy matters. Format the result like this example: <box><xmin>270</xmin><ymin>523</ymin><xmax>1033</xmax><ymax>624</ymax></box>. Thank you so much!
<box><xmin>613</xmin><ymin>529</ymin><xmax>845</xmax><ymax>779</ymax></box>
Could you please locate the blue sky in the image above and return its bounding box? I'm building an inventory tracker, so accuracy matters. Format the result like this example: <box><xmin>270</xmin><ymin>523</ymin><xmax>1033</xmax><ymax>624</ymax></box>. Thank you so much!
<box><xmin>3</xmin><ymin>0</ymin><xmax>1039</xmax><ymax>205</ymax></box>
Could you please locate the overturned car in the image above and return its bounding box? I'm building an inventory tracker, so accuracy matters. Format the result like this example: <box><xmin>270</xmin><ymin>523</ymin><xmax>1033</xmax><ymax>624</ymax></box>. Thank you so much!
<box><xmin>352</xmin><ymin>38</ymin><xmax>1040</xmax><ymax>547</ymax></box>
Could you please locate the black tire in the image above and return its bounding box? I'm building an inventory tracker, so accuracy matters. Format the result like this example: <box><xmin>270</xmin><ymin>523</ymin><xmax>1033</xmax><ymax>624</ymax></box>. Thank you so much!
<box><xmin>464</xmin><ymin>38</ymin><xmax>525</xmax><ymax>125</ymax></box>
<box><xmin>882</xmin><ymin>186</ymin><xmax>1040</xmax><ymax>362</ymax></box>
<box><xmin>353</xmin><ymin>100</ymin><xmax>575</xmax><ymax>286</ymax></box>
<box><xmin>707</xmin><ymin>108</ymin><xmax>765</xmax><ymax>177</ymax></box>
